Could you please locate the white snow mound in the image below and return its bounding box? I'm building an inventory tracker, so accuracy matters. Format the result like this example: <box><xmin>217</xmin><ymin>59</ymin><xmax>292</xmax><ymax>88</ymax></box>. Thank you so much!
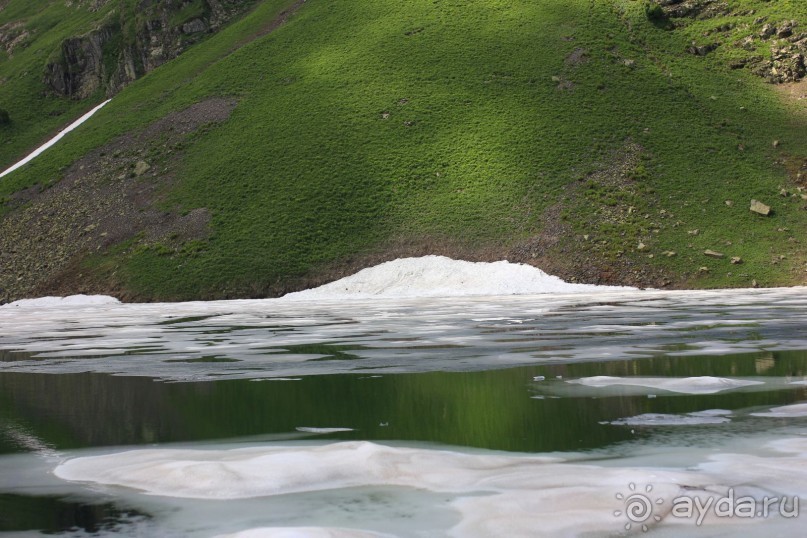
<box><xmin>1</xmin><ymin>294</ymin><xmax>120</xmax><ymax>309</ymax></box>
<box><xmin>283</xmin><ymin>256</ymin><xmax>635</xmax><ymax>299</ymax></box>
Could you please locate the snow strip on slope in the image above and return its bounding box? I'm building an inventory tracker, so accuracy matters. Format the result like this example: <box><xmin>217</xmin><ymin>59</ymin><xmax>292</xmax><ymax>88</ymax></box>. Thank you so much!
<box><xmin>283</xmin><ymin>256</ymin><xmax>635</xmax><ymax>300</ymax></box>
<box><xmin>0</xmin><ymin>99</ymin><xmax>111</xmax><ymax>179</ymax></box>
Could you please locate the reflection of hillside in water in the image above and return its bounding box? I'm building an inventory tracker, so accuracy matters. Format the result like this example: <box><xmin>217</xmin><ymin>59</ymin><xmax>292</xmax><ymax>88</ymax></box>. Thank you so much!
<box><xmin>2</xmin><ymin>350</ymin><xmax>807</xmax><ymax>456</ymax></box>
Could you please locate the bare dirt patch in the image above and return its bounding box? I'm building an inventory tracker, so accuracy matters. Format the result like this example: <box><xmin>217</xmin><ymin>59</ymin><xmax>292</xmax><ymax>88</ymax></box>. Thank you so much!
<box><xmin>565</xmin><ymin>47</ymin><xmax>589</xmax><ymax>67</ymax></box>
<box><xmin>233</xmin><ymin>0</ymin><xmax>307</xmax><ymax>51</ymax></box>
<box><xmin>773</xmin><ymin>78</ymin><xmax>807</xmax><ymax>118</ymax></box>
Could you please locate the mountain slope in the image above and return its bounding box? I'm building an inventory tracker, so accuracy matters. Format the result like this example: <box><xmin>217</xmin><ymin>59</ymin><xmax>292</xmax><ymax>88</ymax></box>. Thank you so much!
<box><xmin>1</xmin><ymin>0</ymin><xmax>807</xmax><ymax>302</ymax></box>
<box><xmin>0</xmin><ymin>0</ymin><xmax>256</xmax><ymax>172</ymax></box>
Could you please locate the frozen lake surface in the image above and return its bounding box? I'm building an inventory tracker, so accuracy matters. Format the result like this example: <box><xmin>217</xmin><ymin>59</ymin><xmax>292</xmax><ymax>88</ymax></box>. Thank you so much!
<box><xmin>2</xmin><ymin>285</ymin><xmax>807</xmax><ymax>536</ymax></box>
<box><xmin>0</xmin><ymin>287</ymin><xmax>805</xmax><ymax>381</ymax></box>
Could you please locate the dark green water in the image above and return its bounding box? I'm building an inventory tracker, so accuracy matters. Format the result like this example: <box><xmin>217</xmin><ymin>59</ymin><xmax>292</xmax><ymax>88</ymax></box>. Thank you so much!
<box><xmin>1</xmin><ymin>350</ymin><xmax>806</xmax><ymax>458</ymax></box>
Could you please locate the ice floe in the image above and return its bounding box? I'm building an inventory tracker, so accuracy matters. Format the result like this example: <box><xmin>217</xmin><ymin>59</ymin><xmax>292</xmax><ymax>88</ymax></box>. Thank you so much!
<box><xmin>214</xmin><ymin>528</ymin><xmax>395</xmax><ymax>538</ymax></box>
<box><xmin>52</xmin><ymin>438</ymin><xmax>807</xmax><ymax>536</ymax></box>
<box><xmin>751</xmin><ymin>403</ymin><xmax>807</xmax><ymax>418</ymax></box>
<box><xmin>54</xmin><ymin>441</ymin><xmax>563</xmax><ymax>500</ymax></box>
<box><xmin>567</xmin><ymin>376</ymin><xmax>764</xmax><ymax>395</ymax></box>
<box><xmin>609</xmin><ymin>411</ymin><xmax>732</xmax><ymax>427</ymax></box>
<box><xmin>295</xmin><ymin>427</ymin><xmax>355</xmax><ymax>434</ymax></box>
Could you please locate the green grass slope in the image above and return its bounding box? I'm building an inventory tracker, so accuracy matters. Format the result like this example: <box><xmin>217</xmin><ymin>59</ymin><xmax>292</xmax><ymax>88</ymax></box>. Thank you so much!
<box><xmin>2</xmin><ymin>0</ymin><xmax>807</xmax><ymax>301</ymax></box>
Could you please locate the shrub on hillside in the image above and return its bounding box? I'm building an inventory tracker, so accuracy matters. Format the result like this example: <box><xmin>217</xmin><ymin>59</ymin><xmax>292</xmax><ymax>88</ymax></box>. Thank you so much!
<box><xmin>645</xmin><ymin>3</ymin><xmax>669</xmax><ymax>27</ymax></box>
<box><xmin>0</xmin><ymin>109</ymin><xmax>9</xmax><ymax>125</ymax></box>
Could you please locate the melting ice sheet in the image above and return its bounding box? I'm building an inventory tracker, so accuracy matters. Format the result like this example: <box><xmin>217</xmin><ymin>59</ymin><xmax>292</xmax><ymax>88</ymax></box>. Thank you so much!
<box><xmin>27</xmin><ymin>435</ymin><xmax>807</xmax><ymax>537</ymax></box>
<box><xmin>1</xmin><ymin>275</ymin><xmax>807</xmax><ymax>536</ymax></box>
<box><xmin>1</xmin><ymin>287</ymin><xmax>807</xmax><ymax>381</ymax></box>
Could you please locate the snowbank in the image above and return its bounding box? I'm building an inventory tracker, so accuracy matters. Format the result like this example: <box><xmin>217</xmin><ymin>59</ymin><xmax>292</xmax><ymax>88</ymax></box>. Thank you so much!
<box><xmin>284</xmin><ymin>256</ymin><xmax>635</xmax><ymax>300</ymax></box>
<box><xmin>1</xmin><ymin>294</ymin><xmax>120</xmax><ymax>309</ymax></box>
<box><xmin>1</xmin><ymin>256</ymin><xmax>631</xmax><ymax>310</ymax></box>
<box><xmin>0</xmin><ymin>100</ymin><xmax>111</xmax><ymax>179</ymax></box>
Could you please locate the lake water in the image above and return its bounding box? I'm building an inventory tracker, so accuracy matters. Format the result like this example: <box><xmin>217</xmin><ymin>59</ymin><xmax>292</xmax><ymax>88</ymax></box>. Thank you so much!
<box><xmin>1</xmin><ymin>288</ymin><xmax>807</xmax><ymax>536</ymax></box>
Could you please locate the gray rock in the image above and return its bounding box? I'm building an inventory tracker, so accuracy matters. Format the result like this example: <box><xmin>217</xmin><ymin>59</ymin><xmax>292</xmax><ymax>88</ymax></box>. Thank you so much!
<box><xmin>704</xmin><ymin>249</ymin><xmax>724</xmax><ymax>258</ymax></box>
<box><xmin>760</xmin><ymin>24</ymin><xmax>776</xmax><ymax>39</ymax></box>
<box><xmin>687</xmin><ymin>42</ymin><xmax>718</xmax><ymax>56</ymax></box>
<box><xmin>777</xmin><ymin>21</ymin><xmax>796</xmax><ymax>39</ymax></box>
<box><xmin>134</xmin><ymin>160</ymin><xmax>150</xmax><ymax>176</ymax></box>
<box><xmin>182</xmin><ymin>19</ymin><xmax>208</xmax><ymax>35</ymax></box>
<box><xmin>750</xmin><ymin>199</ymin><xmax>771</xmax><ymax>216</ymax></box>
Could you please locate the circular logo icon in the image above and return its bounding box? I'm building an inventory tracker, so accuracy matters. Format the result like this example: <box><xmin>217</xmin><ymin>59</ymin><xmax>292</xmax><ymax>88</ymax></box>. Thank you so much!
<box><xmin>614</xmin><ymin>483</ymin><xmax>664</xmax><ymax>532</ymax></box>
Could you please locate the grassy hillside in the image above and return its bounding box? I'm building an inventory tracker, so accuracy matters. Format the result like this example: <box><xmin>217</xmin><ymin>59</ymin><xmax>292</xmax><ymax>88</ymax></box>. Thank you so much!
<box><xmin>1</xmin><ymin>0</ymin><xmax>807</xmax><ymax>302</ymax></box>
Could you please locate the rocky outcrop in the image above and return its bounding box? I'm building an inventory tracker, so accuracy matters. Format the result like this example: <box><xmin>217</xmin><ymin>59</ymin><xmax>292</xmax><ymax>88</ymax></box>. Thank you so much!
<box><xmin>0</xmin><ymin>21</ymin><xmax>30</xmax><ymax>57</ymax></box>
<box><xmin>752</xmin><ymin>32</ymin><xmax>807</xmax><ymax>84</ymax></box>
<box><xmin>43</xmin><ymin>0</ymin><xmax>255</xmax><ymax>99</ymax></box>
<box><xmin>43</xmin><ymin>23</ymin><xmax>118</xmax><ymax>99</ymax></box>
<box><xmin>654</xmin><ymin>0</ymin><xmax>731</xmax><ymax>21</ymax></box>
<box><xmin>651</xmin><ymin>1</ymin><xmax>805</xmax><ymax>84</ymax></box>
